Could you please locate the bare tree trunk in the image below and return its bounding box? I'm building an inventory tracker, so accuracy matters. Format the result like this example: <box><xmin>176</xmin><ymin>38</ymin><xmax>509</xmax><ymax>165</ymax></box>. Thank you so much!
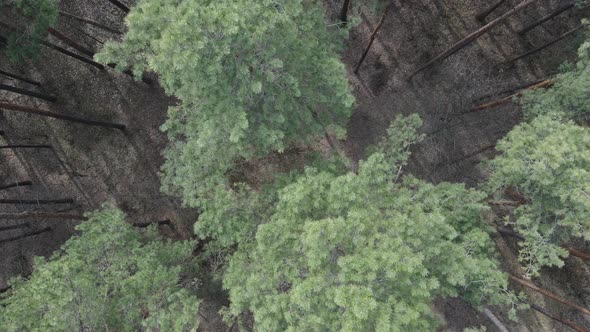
<box><xmin>408</xmin><ymin>0</ymin><xmax>540</xmax><ymax>79</ymax></box>
<box><xmin>354</xmin><ymin>4</ymin><xmax>392</xmax><ymax>74</ymax></box>
<box><xmin>40</xmin><ymin>40</ymin><xmax>105</xmax><ymax>70</ymax></box>
<box><xmin>464</xmin><ymin>79</ymin><xmax>553</xmax><ymax>114</ymax></box>
<box><xmin>340</xmin><ymin>0</ymin><xmax>351</xmax><ymax>24</ymax></box>
<box><xmin>510</xmin><ymin>275</ymin><xmax>590</xmax><ymax>317</ymax></box>
<box><xmin>106</xmin><ymin>0</ymin><xmax>130</xmax><ymax>13</ymax></box>
<box><xmin>508</xmin><ymin>25</ymin><xmax>584</xmax><ymax>63</ymax></box>
<box><xmin>47</xmin><ymin>27</ymin><xmax>95</xmax><ymax>57</ymax></box>
<box><xmin>58</xmin><ymin>11</ymin><xmax>123</xmax><ymax>35</ymax></box>
<box><xmin>0</xmin><ymin>83</ymin><xmax>56</xmax><ymax>102</ymax></box>
<box><xmin>0</xmin><ymin>102</ymin><xmax>126</xmax><ymax>130</ymax></box>
<box><xmin>0</xmin><ymin>212</ymin><xmax>87</xmax><ymax>220</ymax></box>
<box><xmin>0</xmin><ymin>198</ymin><xmax>74</xmax><ymax>204</ymax></box>
<box><xmin>518</xmin><ymin>2</ymin><xmax>575</xmax><ymax>35</ymax></box>
<box><xmin>0</xmin><ymin>180</ymin><xmax>32</xmax><ymax>191</ymax></box>
<box><xmin>527</xmin><ymin>302</ymin><xmax>590</xmax><ymax>332</ymax></box>
<box><xmin>0</xmin><ymin>69</ymin><xmax>41</xmax><ymax>86</ymax></box>
<box><xmin>476</xmin><ymin>0</ymin><xmax>507</xmax><ymax>22</ymax></box>
<box><xmin>483</xmin><ymin>308</ymin><xmax>510</xmax><ymax>332</ymax></box>
<box><xmin>0</xmin><ymin>227</ymin><xmax>51</xmax><ymax>245</ymax></box>
<box><xmin>0</xmin><ymin>223</ymin><xmax>30</xmax><ymax>232</ymax></box>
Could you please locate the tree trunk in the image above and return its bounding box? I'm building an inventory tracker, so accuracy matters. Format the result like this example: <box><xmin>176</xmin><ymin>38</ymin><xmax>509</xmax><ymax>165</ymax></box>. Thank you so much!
<box><xmin>0</xmin><ymin>102</ymin><xmax>126</xmax><ymax>130</ymax></box>
<box><xmin>0</xmin><ymin>180</ymin><xmax>32</xmax><ymax>191</ymax></box>
<box><xmin>475</xmin><ymin>0</ymin><xmax>507</xmax><ymax>22</ymax></box>
<box><xmin>518</xmin><ymin>2</ymin><xmax>575</xmax><ymax>35</ymax></box>
<box><xmin>0</xmin><ymin>69</ymin><xmax>41</xmax><ymax>86</ymax></box>
<box><xmin>508</xmin><ymin>25</ymin><xmax>584</xmax><ymax>63</ymax></box>
<box><xmin>0</xmin><ymin>223</ymin><xmax>30</xmax><ymax>232</ymax></box>
<box><xmin>463</xmin><ymin>79</ymin><xmax>553</xmax><ymax>114</ymax></box>
<box><xmin>40</xmin><ymin>40</ymin><xmax>105</xmax><ymax>70</ymax></box>
<box><xmin>0</xmin><ymin>83</ymin><xmax>56</xmax><ymax>102</ymax></box>
<box><xmin>340</xmin><ymin>0</ymin><xmax>351</xmax><ymax>24</ymax></box>
<box><xmin>0</xmin><ymin>211</ymin><xmax>87</xmax><ymax>220</ymax></box>
<box><xmin>0</xmin><ymin>227</ymin><xmax>51</xmax><ymax>245</ymax></box>
<box><xmin>408</xmin><ymin>0</ymin><xmax>541</xmax><ymax>79</ymax></box>
<box><xmin>106</xmin><ymin>0</ymin><xmax>130</xmax><ymax>13</ymax></box>
<box><xmin>58</xmin><ymin>11</ymin><xmax>123</xmax><ymax>35</ymax></box>
<box><xmin>483</xmin><ymin>308</ymin><xmax>510</xmax><ymax>332</ymax></box>
<box><xmin>527</xmin><ymin>302</ymin><xmax>590</xmax><ymax>332</ymax></box>
<box><xmin>0</xmin><ymin>198</ymin><xmax>74</xmax><ymax>204</ymax></box>
<box><xmin>47</xmin><ymin>27</ymin><xmax>95</xmax><ymax>57</ymax></box>
<box><xmin>354</xmin><ymin>4</ymin><xmax>392</xmax><ymax>74</ymax></box>
<box><xmin>0</xmin><ymin>144</ymin><xmax>52</xmax><ymax>149</ymax></box>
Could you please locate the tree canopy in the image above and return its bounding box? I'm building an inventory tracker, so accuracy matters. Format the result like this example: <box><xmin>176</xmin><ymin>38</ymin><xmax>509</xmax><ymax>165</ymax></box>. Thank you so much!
<box><xmin>222</xmin><ymin>116</ymin><xmax>518</xmax><ymax>331</ymax></box>
<box><xmin>0</xmin><ymin>207</ymin><xmax>200</xmax><ymax>331</ymax></box>
<box><xmin>95</xmin><ymin>0</ymin><xmax>355</xmax><ymax>207</ymax></box>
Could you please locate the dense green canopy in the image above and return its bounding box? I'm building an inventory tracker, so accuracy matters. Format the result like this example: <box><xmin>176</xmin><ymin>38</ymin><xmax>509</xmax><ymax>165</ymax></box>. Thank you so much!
<box><xmin>0</xmin><ymin>208</ymin><xmax>200</xmax><ymax>331</ymax></box>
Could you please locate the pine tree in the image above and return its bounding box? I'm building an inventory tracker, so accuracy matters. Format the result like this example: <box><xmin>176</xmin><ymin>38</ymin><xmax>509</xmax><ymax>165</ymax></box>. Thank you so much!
<box><xmin>222</xmin><ymin>116</ymin><xmax>520</xmax><ymax>331</ymax></box>
<box><xmin>0</xmin><ymin>207</ymin><xmax>200</xmax><ymax>331</ymax></box>
<box><xmin>95</xmin><ymin>0</ymin><xmax>355</xmax><ymax>208</ymax></box>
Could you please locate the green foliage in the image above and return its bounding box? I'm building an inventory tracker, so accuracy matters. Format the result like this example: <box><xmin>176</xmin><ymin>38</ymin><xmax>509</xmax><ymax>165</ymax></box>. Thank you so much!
<box><xmin>0</xmin><ymin>207</ymin><xmax>200</xmax><ymax>331</ymax></box>
<box><xmin>488</xmin><ymin>116</ymin><xmax>590</xmax><ymax>277</ymax></box>
<box><xmin>222</xmin><ymin>116</ymin><xmax>517</xmax><ymax>331</ymax></box>
<box><xmin>0</xmin><ymin>0</ymin><xmax>57</xmax><ymax>62</ymax></box>
<box><xmin>96</xmin><ymin>0</ymin><xmax>354</xmax><ymax>207</ymax></box>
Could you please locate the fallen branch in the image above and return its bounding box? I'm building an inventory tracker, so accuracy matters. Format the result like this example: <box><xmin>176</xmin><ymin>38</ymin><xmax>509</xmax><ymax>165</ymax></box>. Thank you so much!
<box><xmin>0</xmin><ymin>83</ymin><xmax>56</xmax><ymax>103</ymax></box>
<box><xmin>58</xmin><ymin>11</ymin><xmax>123</xmax><ymax>35</ymax></box>
<box><xmin>527</xmin><ymin>302</ymin><xmax>590</xmax><ymax>332</ymax></box>
<box><xmin>0</xmin><ymin>227</ymin><xmax>51</xmax><ymax>245</ymax></box>
<box><xmin>0</xmin><ymin>180</ymin><xmax>32</xmax><ymax>191</ymax></box>
<box><xmin>463</xmin><ymin>79</ymin><xmax>553</xmax><ymax>114</ymax></box>
<box><xmin>0</xmin><ymin>223</ymin><xmax>30</xmax><ymax>232</ymax></box>
<box><xmin>518</xmin><ymin>2</ymin><xmax>575</xmax><ymax>35</ymax></box>
<box><xmin>133</xmin><ymin>219</ymin><xmax>172</xmax><ymax>228</ymax></box>
<box><xmin>0</xmin><ymin>198</ymin><xmax>74</xmax><ymax>204</ymax></box>
<box><xmin>0</xmin><ymin>212</ymin><xmax>87</xmax><ymax>220</ymax></box>
<box><xmin>476</xmin><ymin>0</ymin><xmax>507</xmax><ymax>22</ymax></box>
<box><xmin>0</xmin><ymin>69</ymin><xmax>41</xmax><ymax>86</ymax></box>
<box><xmin>508</xmin><ymin>25</ymin><xmax>584</xmax><ymax>63</ymax></box>
<box><xmin>354</xmin><ymin>4</ymin><xmax>393</xmax><ymax>74</ymax></box>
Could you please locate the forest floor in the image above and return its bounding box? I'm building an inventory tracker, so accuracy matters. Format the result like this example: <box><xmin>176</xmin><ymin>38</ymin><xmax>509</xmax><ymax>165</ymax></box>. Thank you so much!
<box><xmin>0</xmin><ymin>0</ymin><xmax>588</xmax><ymax>331</ymax></box>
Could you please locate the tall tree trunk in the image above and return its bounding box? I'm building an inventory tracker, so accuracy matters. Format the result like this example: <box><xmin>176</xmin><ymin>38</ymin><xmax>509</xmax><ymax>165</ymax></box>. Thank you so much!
<box><xmin>0</xmin><ymin>198</ymin><xmax>74</xmax><ymax>204</ymax></box>
<box><xmin>527</xmin><ymin>303</ymin><xmax>590</xmax><ymax>332</ymax></box>
<box><xmin>58</xmin><ymin>11</ymin><xmax>123</xmax><ymax>35</ymax></box>
<box><xmin>0</xmin><ymin>83</ymin><xmax>56</xmax><ymax>102</ymax></box>
<box><xmin>354</xmin><ymin>4</ymin><xmax>392</xmax><ymax>74</ymax></box>
<box><xmin>463</xmin><ymin>79</ymin><xmax>553</xmax><ymax>114</ymax></box>
<box><xmin>106</xmin><ymin>0</ymin><xmax>130</xmax><ymax>14</ymax></box>
<box><xmin>40</xmin><ymin>40</ymin><xmax>105</xmax><ymax>70</ymax></box>
<box><xmin>508</xmin><ymin>25</ymin><xmax>584</xmax><ymax>63</ymax></box>
<box><xmin>0</xmin><ymin>227</ymin><xmax>51</xmax><ymax>245</ymax></box>
<box><xmin>0</xmin><ymin>102</ymin><xmax>126</xmax><ymax>130</ymax></box>
<box><xmin>0</xmin><ymin>69</ymin><xmax>41</xmax><ymax>86</ymax></box>
<box><xmin>518</xmin><ymin>2</ymin><xmax>575</xmax><ymax>35</ymax></box>
<box><xmin>408</xmin><ymin>0</ymin><xmax>541</xmax><ymax>79</ymax></box>
<box><xmin>0</xmin><ymin>211</ymin><xmax>87</xmax><ymax>220</ymax></box>
<box><xmin>340</xmin><ymin>0</ymin><xmax>351</xmax><ymax>24</ymax></box>
<box><xmin>0</xmin><ymin>223</ymin><xmax>30</xmax><ymax>232</ymax></box>
<box><xmin>475</xmin><ymin>0</ymin><xmax>507</xmax><ymax>22</ymax></box>
<box><xmin>47</xmin><ymin>27</ymin><xmax>95</xmax><ymax>57</ymax></box>
<box><xmin>0</xmin><ymin>180</ymin><xmax>32</xmax><ymax>191</ymax></box>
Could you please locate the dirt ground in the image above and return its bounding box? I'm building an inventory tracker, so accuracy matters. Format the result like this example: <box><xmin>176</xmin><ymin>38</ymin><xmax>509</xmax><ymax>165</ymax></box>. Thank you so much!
<box><xmin>0</xmin><ymin>0</ymin><xmax>588</xmax><ymax>331</ymax></box>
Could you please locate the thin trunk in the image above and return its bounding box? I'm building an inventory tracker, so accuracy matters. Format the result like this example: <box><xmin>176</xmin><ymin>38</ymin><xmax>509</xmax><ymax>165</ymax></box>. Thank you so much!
<box><xmin>0</xmin><ymin>198</ymin><xmax>74</xmax><ymax>204</ymax></box>
<box><xmin>0</xmin><ymin>69</ymin><xmax>41</xmax><ymax>86</ymax></box>
<box><xmin>510</xmin><ymin>275</ymin><xmax>590</xmax><ymax>317</ymax></box>
<box><xmin>483</xmin><ymin>308</ymin><xmax>510</xmax><ymax>332</ymax></box>
<box><xmin>40</xmin><ymin>40</ymin><xmax>105</xmax><ymax>70</ymax></box>
<box><xmin>0</xmin><ymin>102</ymin><xmax>126</xmax><ymax>130</ymax></box>
<box><xmin>528</xmin><ymin>303</ymin><xmax>590</xmax><ymax>332</ymax></box>
<box><xmin>508</xmin><ymin>25</ymin><xmax>584</xmax><ymax>63</ymax></box>
<box><xmin>133</xmin><ymin>219</ymin><xmax>172</xmax><ymax>228</ymax></box>
<box><xmin>354</xmin><ymin>4</ymin><xmax>392</xmax><ymax>74</ymax></box>
<box><xmin>476</xmin><ymin>0</ymin><xmax>507</xmax><ymax>22</ymax></box>
<box><xmin>58</xmin><ymin>10</ymin><xmax>123</xmax><ymax>35</ymax></box>
<box><xmin>340</xmin><ymin>0</ymin><xmax>351</xmax><ymax>24</ymax></box>
<box><xmin>0</xmin><ymin>144</ymin><xmax>52</xmax><ymax>149</ymax></box>
<box><xmin>0</xmin><ymin>227</ymin><xmax>51</xmax><ymax>245</ymax></box>
<box><xmin>0</xmin><ymin>83</ymin><xmax>56</xmax><ymax>102</ymax></box>
<box><xmin>0</xmin><ymin>223</ymin><xmax>30</xmax><ymax>232</ymax></box>
<box><xmin>464</xmin><ymin>79</ymin><xmax>553</xmax><ymax>114</ymax></box>
<box><xmin>0</xmin><ymin>212</ymin><xmax>87</xmax><ymax>220</ymax></box>
<box><xmin>47</xmin><ymin>27</ymin><xmax>95</xmax><ymax>57</ymax></box>
<box><xmin>518</xmin><ymin>2</ymin><xmax>575</xmax><ymax>35</ymax></box>
<box><xmin>497</xmin><ymin>226</ymin><xmax>590</xmax><ymax>261</ymax></box>
<box><xmin>106</xmin><ymin>0</ymin><xmax>130</xmax><ymax>14</ymax></box>
<box><xmin>408</xmin><ymin>0</ymin><xmax>540</xmax><ymax>79</ymax></box>
<box><xmin>0</xmin><ymin>180</ymin><xmax>32</xmax><ymax>191</ymax></box>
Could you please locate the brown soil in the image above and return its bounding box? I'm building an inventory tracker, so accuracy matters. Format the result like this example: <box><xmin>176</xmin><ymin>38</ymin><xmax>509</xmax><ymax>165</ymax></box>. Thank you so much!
<box><xmin>0</xmin><ymin>0</ymin><xmax>588</xmax><ymax>331</ymax></box>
